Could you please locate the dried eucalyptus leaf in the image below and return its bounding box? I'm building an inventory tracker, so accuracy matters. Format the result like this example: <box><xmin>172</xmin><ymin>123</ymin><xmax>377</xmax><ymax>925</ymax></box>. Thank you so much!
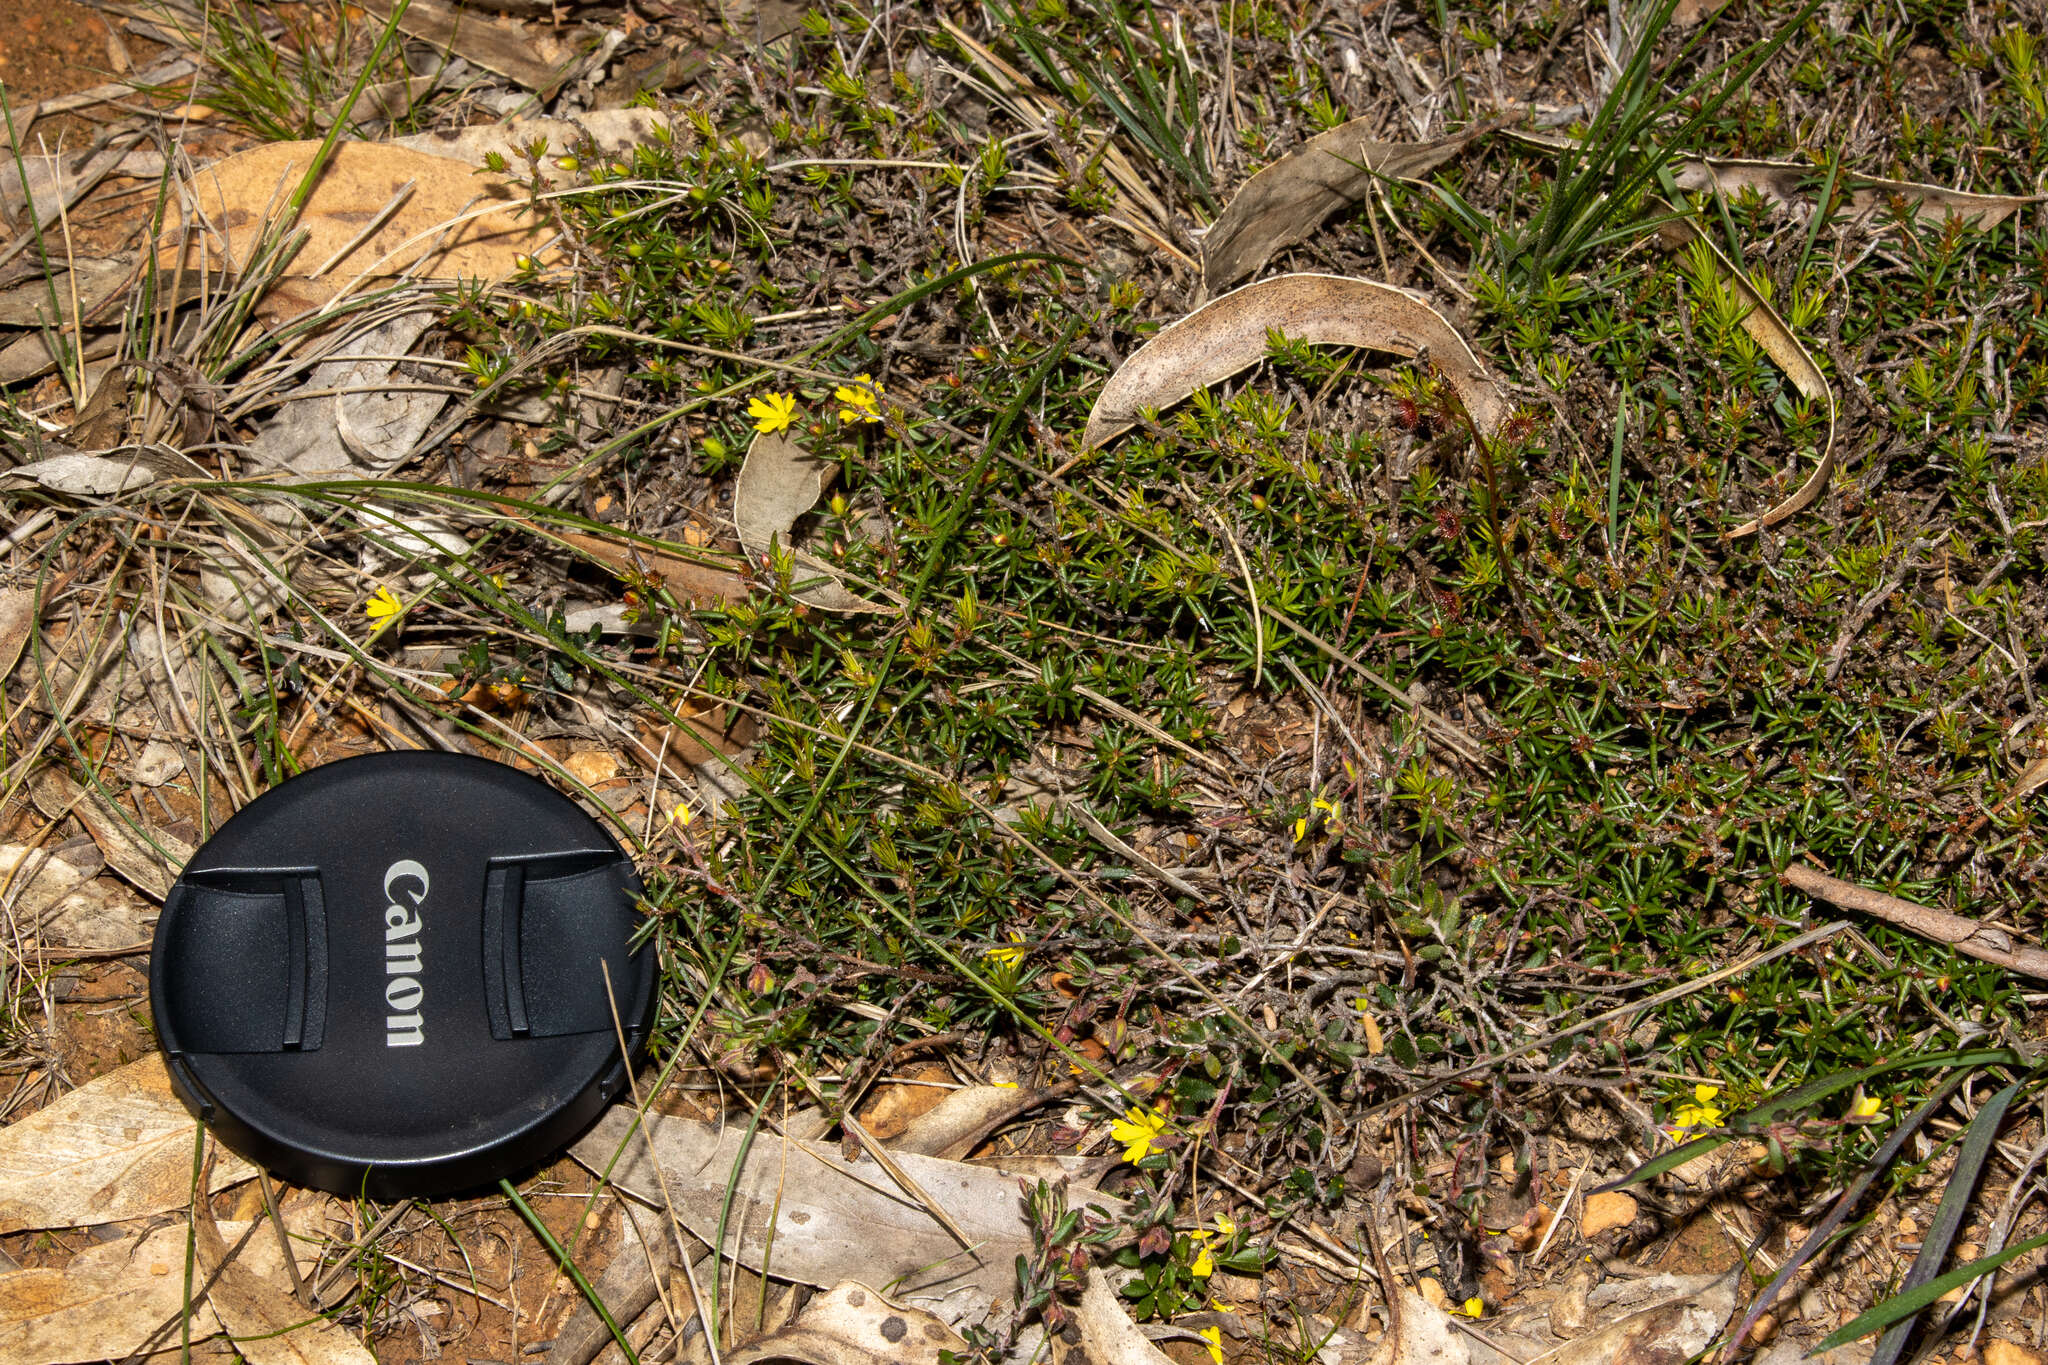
<box><xmin>0</xmin><ymin>1056</ymin><xmax>255</xmax><ymax>1234</ymax></box>
<box><xmin>390</xmin><ymin>110</ymin><xmax>676</xmax><ymax>184</ymax></box>
<box><xmin>0</xmin><ymin>1221</ymin><xmax>226</xmax><ymax>1362</ymax></box>
<box><xmin>574</xmin><ymin>1108</ymin><xmax>1125</xmax><ymax>1323</ymax></box>
<box><xmin>1</xmin><ymin>448</ymin><xmax>188</xmax><ymax>497</ymax></box>
<box><xmin>1672</xmin><ymin>157</ymin><xmax>2043</xmax><ymax>229</ymax></box>
<box><xmin>735</xmin><ymin>431</ymin><xmax>887</xmax><ymax>613</ymax></box>
<box><xmin>1202</xmin><ymin>120</ymin><xmax>1494</xmax><ymax>294</ymax></box>
<box><xmin>1083</xmin><ymin>273</ymin><xmax>1508</xmax><ymax>448</ymax></box>
<box><xmin>1655</xmin><ymin>215</ymin><xmax>1836</xmax><ymax>536</ymax></box>
<box><xmin>726</xmin><ymin>1283</ymin><xmax>966</xmax><ymax>1365</ymax></box>
<box><xmin>162</xmin><ymin>141</ymin><xmax>551</xmax><ymax>304</ymax></box>
<box><xmin>1525</xmin><ymin>1273</ymin><xmax>1735</xmax><ymax>1365</ymax></box>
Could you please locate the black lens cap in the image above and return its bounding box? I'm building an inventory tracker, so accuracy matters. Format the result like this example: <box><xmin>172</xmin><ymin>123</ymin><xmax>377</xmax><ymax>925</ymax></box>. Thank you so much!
<box><xmin>150</xmin><ymin>752</ymin><xmax>657</xmax><ymax>1200</ymax></box>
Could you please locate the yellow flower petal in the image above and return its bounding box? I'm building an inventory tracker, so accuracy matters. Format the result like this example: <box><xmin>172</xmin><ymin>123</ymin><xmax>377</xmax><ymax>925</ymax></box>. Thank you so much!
<box><xmin>1198</xmin><ymin>1326</ymin><xmax>1223</xmax><ymax>1365</ymax></box>
<box><xmin>833</xmin><ymin>374</ymin><xmax>883</xmax><ymax>424</ymax></box>
<box><xmin>982</xmin><ymin>929</ymin><xmax>1029</xmax><ymax>967</ymax></box>
<box><xmin>748</xmin><ymin>391</ymin><xmax>799</xmax><ymax>434</ymax></box>
<box><xmin>1693</xmin><ymin>1083</ymin><xmax>1722</xmax><ymax>1105</ymax></box>
<box><xmin>364</xmin><ymin>587</ymin><xmax>404</xmax><ymax>621</ymax></box>
<box><xmin>1460</xmin><ymin>1298</ymin><xmax>1483</xmax><ymax>1318</ymax></box>
<box><xmin>1109</xmin><ymin>1102</ymin><xmax>1170</xmax><ymax>1164</ymax></box>
<box><xmin>1191</xmin><ymin>1245</ymin><xmax>1215</xmax><ymax>1278</ymax></box>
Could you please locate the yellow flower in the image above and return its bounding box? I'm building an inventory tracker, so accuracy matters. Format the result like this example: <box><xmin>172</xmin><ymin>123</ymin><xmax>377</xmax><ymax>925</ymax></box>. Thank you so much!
<box><xmin>1847</xmin><ymin>1093</ymin><xmax>1884</xmax><ymax>1120</ymax></box>
<box><xmin>1291</xmin><ymin>817</ymin><xmax>1309</xmax><ymax>843</ymax></box>
<box><xmin>834</xmin><ymin>374</ymin><xmax>882</xmax><ymax>424</ymax></box>
<box><xmin>1198</xmin><ymin>1326</ymin><xmax>1223</xmax><ymax>1365</ymax></box>
<box><xmin>670</xmin><ymin>802</ymin><xmax>695</xmax><ymax>828</ymax></box>
<box><xmin>364</xmin><ymin>587</ymin><xmax>404</xmax><ymax>622</ymax></box>
<box><xmin>748</xmin><ymin>391</ymin><xmax>799</xmax><ymax>434</ymax></box>
<box><xmin>1214</xmin><ymin>1214</ymin><xmax>1236</xmax><ymax>1238</ymax></box>
<box><xmin>983</xmin><ymin>930</ymin><xmax>1028</xmax><ymax>967</ymax></box>
<box><xmin>991</xmin><ymin>1080</ymin><xmax>1018</xmax><ymax>1089</ymax></box>
<box><xmin>1665</xmin><ymin>1083</ymin><xmax>1725</xmax><ymax>1137</ymax></box>
<box><xmin>1460</xmin><ymin>1298</ymin><xmax>1483</xmax><ymax>1319</ymax></box>
<box><xmin>1191</xmin><ymin>1243</ymin><xmax>1215</xmax><ymax>1277</ymax></box>
<box><xmin>1110</xmin><ymin>1102</ymin><xmax>1169</xmax><ymax>1163</ymax></box>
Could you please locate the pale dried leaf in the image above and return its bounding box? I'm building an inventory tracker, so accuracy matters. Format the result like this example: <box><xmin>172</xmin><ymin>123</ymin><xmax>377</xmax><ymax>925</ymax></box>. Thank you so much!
<box><xmin>0</xmin><ymin>842</ymin><xmax>99</xmax><ymax>920</ymax></box>
<box><xmin>1058</xmin><ymin>1271</ymin><xmax>1179</xmax><ymax>1365</ymax></box>
<box><xmin>42</xmin><ymin>878</ymin><xmax>156</xmax><ymax>951</ymax></box>
<box><xmin>0</xmin><ymin>1220</ymin><xmax>225</xmax><ymax>1364</ymax></box>
<box><xmin>246</xmin><ymin>311</ymin><xmax>443</xmax><ymax>476</ymax></box>
<box><xmin>391</xmin><ymin>109</ymin><xmax>677</xmax><ymax>184</ymax></box>
<box><xmin>1083</xmin><ymin>273</ymin><xmax>1508</xmax><ymax>448</ymax></box>
<box><xmin>360</xmin><ymin>0</ymin><xmax>572</xmax><ymax>95</ymax></box>
<box><xmin>1757</xmin><ymin>1342</ymin><xmax>1870</xmax><ymax>1365</ymax></box>
<box><xmin>0</xmin><ymin>255</ymin><xmax>136</xmax><ymax>327</ymax></box>
<box><xmin>1672</xmin><ymin>157</ymin><xmax>2043</xmax><ymax>229</ymax></box>
<box><xmin>735</xmin><ymin>432</ymin><xmax>888</xmax><ymax>613</ymax></box>
<box><xmin>726</xmin><ymin>1282</ymin><xmax>966</xmax><ymax>1365</ymax></box>
<box><xmin>0</xmin><ymin>329</ymin><xmax>117</xmax><ymax>386</ymax></box>
<box><xmin>1655</xmin><ymin>215</ymin><xmax>1836</xmax><ymax>536</ymax></box>
<box><xmin>0</xmin><ymin>588</ymin><xmax>37</xmax><ymax>685</ymax></box>
<box><xmin>550</xmin><ymin>529</ymin><xmax>749</xmax><ymax>605</ymax></box>
<box><xmin>161</xmin><ymin>141</ymin><xmax>551</xmax><ymax>303</ymax></box>
<box><xmin>1367</xmin><ymin>1289</ymin><xmax>1468</xmax><ymax>1365</ymax></box>
<box><xmin>194</xmin><ymin>1192</ymin><xmax>374</xmax><ymax>1365</ymax></box>
<box><xmin>29</xmin><ymin>769</ymin><xmax>195</xmax><ymax>900</ymax></box>
<box><xmin>0</xmin><ymin>1055</ymin><xmax>255</xmax><ymax>1233</ymax></box>
<box><xmin>2</xmin><ymin>450</ymin><xmax>180</xmax><ymax>496</ymax></box>
<box><xmin>1202</xmin><ymin>121</ymin><xmax>1492</xmax><ymax>293</ymax></box>
<box><xmin>574</xmin><ymin>1108</ymin><xmax>1125</xmax><ymax>1322</ymax></box>
<box><xmin>965</xmin><ymin>1154</ymin><xmax>1109</xmax><ymax>1184</ymax></box>
<box><xmin>0</xmin><ymin>149</ymin><xmax>166</xmax><ymax>217</ymax></box>
<box><xmin>127</xmin><ymin>740</ymin><xmax>186</xmax><ymax>788</ymax></box>
<box><xmin>1524</xmin><ymin>1273</ymin><xmax>1734</xmax><ymax>1365</ymax></box>
<box><xmin>893</xmin><ymin>1086</ymin><xmax>1029</xmax><ymax>1158</ymax></box>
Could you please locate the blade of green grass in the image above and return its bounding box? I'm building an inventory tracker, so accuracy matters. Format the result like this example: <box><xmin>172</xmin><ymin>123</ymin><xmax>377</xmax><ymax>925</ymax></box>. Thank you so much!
<box><xmin>1724</xmin><ymin>1068</ymin><xmax>1973</xmax><ymax>1358</ymax></box>
<box><xmin>500</xmin><ymin>1178</ymin><xmax>637</xmax><ymax>1363</ymax></box>
<box><xmin>1866</xmin><ymin>1076</ymin><xmax>2026</xmax><ymax>1365</ymax></box>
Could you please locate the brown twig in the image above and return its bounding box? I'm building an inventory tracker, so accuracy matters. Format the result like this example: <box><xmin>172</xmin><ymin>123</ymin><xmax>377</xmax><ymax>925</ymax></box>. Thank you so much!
<box><xmin>1782</xmin><ymin>863</ymin><xmax>2048</xmax><ymax>980</ymax></box>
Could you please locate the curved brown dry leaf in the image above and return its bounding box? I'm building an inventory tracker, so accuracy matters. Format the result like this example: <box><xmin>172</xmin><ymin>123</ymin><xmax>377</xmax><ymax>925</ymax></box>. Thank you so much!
<box><xmin>391</xmin><ymin>110</ymin><xmax>678</xmax><ymax>186</ymax></box>
<box><xmin>1654</xmin><ymin>215</ymin><xmax>1836</xmax><ymax>537</ymax></box>
<box><xmin>1525</xmin><ymin>1272</ymin><xmax>1735</xmax><ymax>1365</ymax></box>
<box><xmin>726</xmin><ymin>1283</ymin><xmax>965</xmax><ymax>1365</ymax></box>
<box><xmin>1672</xmin><ymin>157</ymin><xmax>2042</xmax><ymax>229</ymax></box>
<box><xmin>542</xmin><ymin>527</ymin><xmax>749</xmax><ymax>606</ymax></box>
<box><xmin>0</xmin><ymin>1220</ymin><xmax>226</xmax><ymax>1363</ymax></box>
<box><xmin>1083</xmin><ymin>273</ymin><xmax>1508</xmax><ymax>449</ymax></box>
<box><xmin>1052</xmin><ymin>1271</ymin><xmax>1180</xmax><ymax>1365</ymax></box>
<box><xmin>1493</xmin><ymin>128</ymin><xmax>2040</xmax><ymax>231</ymax></box>
<box><xmin>735</xmin><ymin>431</ymin><xmax>888</xmax><ymax>613</ymax></box>
<box><xmin>574</xmin><ymin>1107</ymin><xmax>1125</xmax><ymax>1321</ymax></box>
<box><xmin>29</xmin><ymin>769</ymin><xmax>195</xmax><ymax>901</ymax></box>
<box><xmin>1202</xmin><ymin>119</ymin><xmax>1497</xmax><ymax>294</ymax></box>
<box><xmin>192</xmin><ymin>1184</ymin><xmax>373</xmax><ymax>1365</ymax></box>
<box><xmin>160</xmin><ymin>141</ymin><xmax>551</xmax><ymax>304</ymax></box>
<box><xmin>0</xmin><ymin>588</ymin><xmax>38</xmax><ymax>685</ymax></box>
<box><xmin>0</xmin><ymin>1055</ymin><xmax>254</xmax><ymax>1234</ymax></box>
